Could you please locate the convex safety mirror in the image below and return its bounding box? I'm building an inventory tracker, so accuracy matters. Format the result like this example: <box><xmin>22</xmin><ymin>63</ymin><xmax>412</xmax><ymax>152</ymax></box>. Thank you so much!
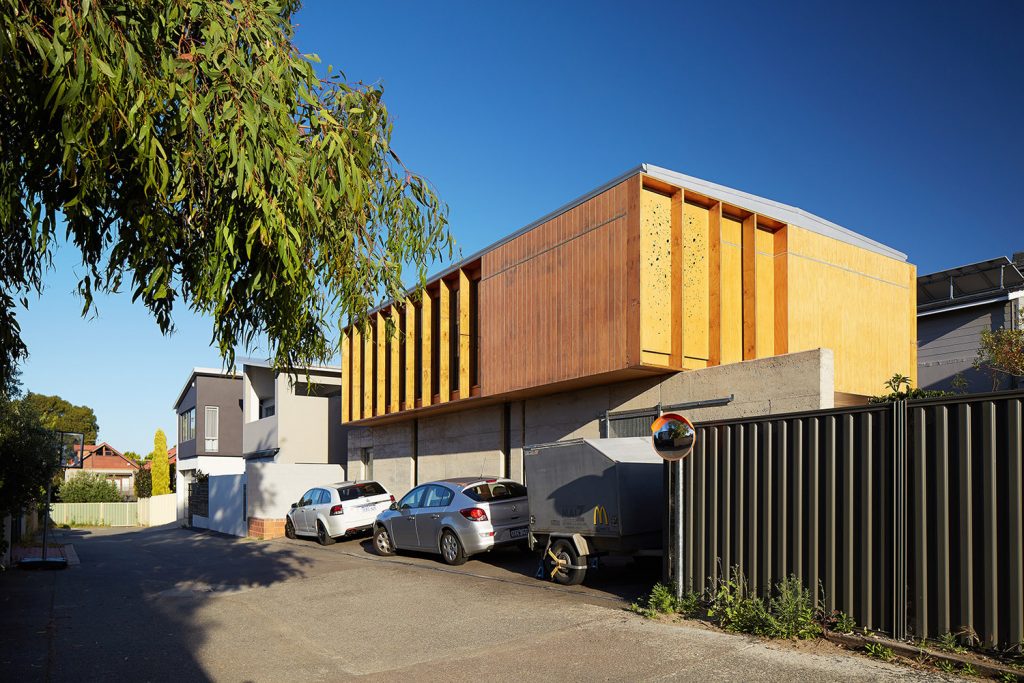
<box><xmin>650</xmin><ymin>413</ymin><xmax>696</xmax><ymax>461</ymax></box>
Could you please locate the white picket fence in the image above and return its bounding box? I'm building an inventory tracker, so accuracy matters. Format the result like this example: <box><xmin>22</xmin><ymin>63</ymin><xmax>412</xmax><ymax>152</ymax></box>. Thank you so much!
<box><xmin>50</xmin><ymin>494</ymin><xmax>177</xmax><ymax>527</ymax></box>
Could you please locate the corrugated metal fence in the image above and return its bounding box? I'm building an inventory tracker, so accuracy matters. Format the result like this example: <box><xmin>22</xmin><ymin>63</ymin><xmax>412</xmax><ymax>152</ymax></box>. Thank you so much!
<box><xmin>665</xmin><ymin>390</ymin><xmax>1024</xmax><ymax>648</ymax></box>
<box><xmin>50</xmin><ymin>502</ymin><xmax>139</xmax><ymax>527</ymax></box>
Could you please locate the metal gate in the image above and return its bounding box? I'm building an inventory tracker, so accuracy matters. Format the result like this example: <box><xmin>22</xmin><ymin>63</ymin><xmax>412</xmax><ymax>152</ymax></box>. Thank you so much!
<box><xmin>665</xmin><ymin>390</ymin><xmax>1024</xmax><ymax>648</ymax></box>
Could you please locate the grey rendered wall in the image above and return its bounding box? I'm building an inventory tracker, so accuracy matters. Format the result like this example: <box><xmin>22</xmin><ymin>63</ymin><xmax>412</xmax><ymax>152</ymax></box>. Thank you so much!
<box><xmin>195</xmin><ymin>375</ymin><xmax>243</xmax><ymax>457</ymax></box>
<box><xmin>175</xmin><ymin>381</ymin><xmax>198</xmax><ymax>460</ymax></box>
<box><xmin>348</xmin><ymin>348</ymin><xmax>833</xmax><ymax>497</ymax></box>
<box><xmin>274</xmin><ymin>370</ymin><xmax>342</xmax><ymax>464</ymax></box>
<box><xmin>917</xmin><ymin>302</ymin><xmax>1008</xmax><ymax>392</ymax></box>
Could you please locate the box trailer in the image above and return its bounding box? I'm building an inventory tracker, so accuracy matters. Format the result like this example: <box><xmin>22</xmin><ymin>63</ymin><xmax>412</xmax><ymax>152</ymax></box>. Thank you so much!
<box><xmin>525</xmin><ymin>437</ymin><xmax>663</xmax><ymax>585</ymax></box>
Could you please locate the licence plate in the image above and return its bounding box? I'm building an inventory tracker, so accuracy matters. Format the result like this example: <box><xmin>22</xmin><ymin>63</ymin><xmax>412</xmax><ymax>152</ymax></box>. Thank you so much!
<box><xmin>509</xmin><ymin>526</ymin><xmax>528</xmax><ymax>539</ymax></box>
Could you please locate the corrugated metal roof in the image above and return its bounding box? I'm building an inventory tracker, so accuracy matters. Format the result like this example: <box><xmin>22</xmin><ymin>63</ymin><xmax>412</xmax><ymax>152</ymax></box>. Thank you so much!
<box><xmin>642</xmin><ymin>165</ymin><xmax>907</xmax><ymax>261</ymax></box>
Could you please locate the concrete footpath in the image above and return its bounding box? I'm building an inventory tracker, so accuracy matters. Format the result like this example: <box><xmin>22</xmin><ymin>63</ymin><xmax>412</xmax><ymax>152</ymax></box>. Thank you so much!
<box><xmin>0</xmin><ymin>525</ymin><xmax>953</xmax><ymax>682</ymax></box>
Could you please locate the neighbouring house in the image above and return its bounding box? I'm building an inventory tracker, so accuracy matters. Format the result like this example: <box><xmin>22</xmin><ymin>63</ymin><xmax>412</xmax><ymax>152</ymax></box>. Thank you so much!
<box><xmin>337</xmin><ymin>164</ymin><xmax>918</xmax><ymax>500</ymax></box>
<box><xmin>241</xmin><ymin>360</ymin><xmax>344</xmax><ymax>538</ymax></box>
<box><xmin>65</xmin><ymin>443</ymin><xmax>140</xmax><ymax>500</ymax></box>
<box><xmin>172</xmin><ymin>368</ymin><xmax>243</xmax><ymax>525</ymax></box>
<box><xmin>917</xmin><ymin>252</ymin><xmax>1024</xmax><ymax>393</ymax></box>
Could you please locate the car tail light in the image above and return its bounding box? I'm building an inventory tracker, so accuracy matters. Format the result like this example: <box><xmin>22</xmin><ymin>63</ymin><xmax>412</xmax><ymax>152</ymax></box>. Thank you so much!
<box><xmin>330</xmin><ymin>504</ymin><xmax>344</xmax><ymax>516</ymax></box>
<box><xmin>389</xmin><ymin>495</ymin><xmax>395</xmax><ymax>503</ymax></box>
<box><xmin>460</xmin><ymin>507</ymin><xmax>488</xmax><ymax>522</ymax></box>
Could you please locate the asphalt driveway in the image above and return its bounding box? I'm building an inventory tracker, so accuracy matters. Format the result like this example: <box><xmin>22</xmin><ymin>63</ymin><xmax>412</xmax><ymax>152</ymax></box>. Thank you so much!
<box><xmin>1</xmin><ymin>525</ymin><xmax>950</xmax><ymax>682</ymax></box>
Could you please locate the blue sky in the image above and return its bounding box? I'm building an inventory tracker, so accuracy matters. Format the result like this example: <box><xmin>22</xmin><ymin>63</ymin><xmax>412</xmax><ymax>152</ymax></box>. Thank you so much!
<box><xmin>17</xmin><ymin>0</ymin><xmax>1023</xmax><ymax>454</ymax></box>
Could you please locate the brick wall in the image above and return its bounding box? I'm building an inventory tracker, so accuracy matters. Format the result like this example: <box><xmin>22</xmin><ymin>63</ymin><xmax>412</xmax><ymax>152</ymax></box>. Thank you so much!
<box><xmin>247</xmin><ymin>517</ymin><xmax>285</xmax><ymax>540</ymax></box>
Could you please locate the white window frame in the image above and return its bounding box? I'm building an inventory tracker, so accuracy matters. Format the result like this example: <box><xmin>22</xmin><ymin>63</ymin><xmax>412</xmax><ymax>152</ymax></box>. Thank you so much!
<box><xmin>204</xmin><ymin>406</ymin><xmax>219</xmax><ymax>452</ymax></box>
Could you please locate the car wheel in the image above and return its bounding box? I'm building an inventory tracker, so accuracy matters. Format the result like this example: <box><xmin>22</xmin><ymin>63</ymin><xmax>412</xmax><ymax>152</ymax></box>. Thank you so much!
<box><xmin>373</xmin><ymin>525</ymin><xmax>396</xmax><ymax>556</ymax></box>
<box><xmin>284</xmin><ymin>517</ymin><xmax>296</xmax><ymax>540</ymax></box>
<box><xmin>316</xmin><ymin>521</ymin><xmax>336</xmax><ymax>546</ymax></box>
<box><xmin>439</xmin><ymin>529</ymin><xmax>467</xmax><ymax>566</ymax></box>
<box><xmin>546</xmin><ymin>539</ymin><xmax>585</xmax><ymax>586</ymax></box>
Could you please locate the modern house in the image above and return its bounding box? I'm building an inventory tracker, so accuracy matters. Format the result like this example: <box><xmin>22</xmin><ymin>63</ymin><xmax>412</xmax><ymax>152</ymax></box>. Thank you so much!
<box><xmin>172</xmin><ymin>368</ymin><xmax>244</xmax><ymax>523</ymax></box>
<box><xmin>66</xmin><ymin>443</ymin><xmax>140</xmax><ymax>499</ymax></box>
<box><xmin>241</xmin><ymin>360</ymin><xmax>343</xmax><ymax>463</ymax></box>
<box><xmin>338</xmin><ymin>164</ymin><xmax>918</xmax><ymax>499</ymax></box>
<box><xmin>917</xmin><ymin>252</ymin><xmax>1024</xmax><ymax>393</ymax></box>
<box><xmin>241</xmin><ymin>360</ymin><xmax>344</xmax><ymax>538</ymax></box>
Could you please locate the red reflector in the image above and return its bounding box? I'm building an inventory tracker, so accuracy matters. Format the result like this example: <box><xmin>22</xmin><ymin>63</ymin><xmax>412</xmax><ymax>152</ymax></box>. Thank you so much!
<box><xmin>330</xmin><ymin>504</ymin><xmax>344</xmax><ymax>516</ymax></box>
<box><xmin>460</xmin><ymin>507</ymin><xmax>488</xmax><ymax>522</ymax></box>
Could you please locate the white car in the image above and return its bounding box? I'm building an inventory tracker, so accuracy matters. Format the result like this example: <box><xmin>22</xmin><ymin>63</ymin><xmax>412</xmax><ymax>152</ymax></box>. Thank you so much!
<box><xmin>286</xmin><ymin>481</ymin><xmax>394</xmax><ymax>545</ymax></box>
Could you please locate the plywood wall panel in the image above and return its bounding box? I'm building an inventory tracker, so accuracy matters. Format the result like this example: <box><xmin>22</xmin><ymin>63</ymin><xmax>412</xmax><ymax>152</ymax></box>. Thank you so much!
<box><xmin>683</xmin><ymin>201</ymin><xmax>710</xmax><ymax>368</ymax></box>
<box><xmin>640</xmin><ymin>188</ymin><xmax>674</xmax><ymax>366</ymax></box>
<box><xmin>786</xmin><ymin>225</ymin><xmax>915</xmax><ymax>396</ymax></box>
<box><xmin>755</xmin><ymin>227</ymin><xmax>776</xmax><ymax>357</ymax></box>
<box><xmin>720</xmin><ymin>214</ymin><xmax>744</xmax><ymax>365</ymax></box>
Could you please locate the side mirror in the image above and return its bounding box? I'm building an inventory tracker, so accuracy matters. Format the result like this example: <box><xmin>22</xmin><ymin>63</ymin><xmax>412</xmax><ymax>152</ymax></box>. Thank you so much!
<box><xmin>291</xmin><ymin>502</ymin><xmax>298</xmax><ymax>509</ymax></box>
<box><xmin>389</xmin><ymin>502</ymin><xmax>398</xmax><ymax>511</ymax></box>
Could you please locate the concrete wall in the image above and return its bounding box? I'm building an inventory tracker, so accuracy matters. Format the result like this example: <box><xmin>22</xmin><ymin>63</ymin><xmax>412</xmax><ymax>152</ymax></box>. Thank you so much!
<box><xmin>245</xmin><ymin>462</ymin><xmax>345</xmax><ymax>520</ymax></box>
<box><xmin>177</xmin><ymin>455</ymin><xmax>246</xmax><ymax>524</ymax></box>
<box><xmin>347</xmin><ymin>348</ymin><xmax>834</xmax><ymax>496</ymax></box>
<box><xmin>205</xmin><ymin>475</ymin><xmax>248</xmax><ymax>537</ymax></box>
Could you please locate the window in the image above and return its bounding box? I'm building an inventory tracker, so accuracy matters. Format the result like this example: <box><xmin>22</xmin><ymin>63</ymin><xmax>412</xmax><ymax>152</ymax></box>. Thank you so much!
<box><xmin>299</xmin><ymin>489</ymin><xmax>317</xmax><ymax>507</ymax></box>
<box><xmin>398</xmin><ymin>486</ymin><xmax>426</xmax><ymax>510</ymax></box>
<box><xmin>423</xmin><ymin>485</ymin><xmax>454</xmax><ymax>508</ymax></box>
<box><xmin>178</xmin><ymin>408</ymin><xmax>195</xmax><ymax>442</ymax></box>
<box><xmin>316</xmin><ymin>489</ymin><xmax>331</xmax><ymax>505</ymax></box>
<box><xmin>294</xmin><ymin>382</ymin><xmax>341</xmax><ymax>398</ymax></box>
<box><xmin>204</xmin><ymin>406</ymin><xmax>219</xmax><ymax>452</ymax></box>
<box><xmin>463</xmin><ymin>481</ymin><xmax>528</xmax><ymax>502</ymax></box>
<box><xmin>259</xmin><ymin>398</ymin><xmax>275</xmax><ymax>419</ymax></box>
<box><xmin>337</xmin><ymin>482</ymin><xmax>386</xmax><ymax>501</ymax></box>
<box><xmin>360</xmin><ymin>447</ymin><xmax>373</xmax><ymax>479</ymax></box>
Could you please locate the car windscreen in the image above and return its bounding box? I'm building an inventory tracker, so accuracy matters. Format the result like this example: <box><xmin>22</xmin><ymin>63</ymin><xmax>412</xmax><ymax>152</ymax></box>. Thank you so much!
<box><xmin>337</xmin><ymin>482</ymin><xmax>386</xmax><ymax>501</ymax></box>
<box><xmin>462</xmin><ymin>481</ymin><xmax>527</xmax><ymax>502</ymax></box>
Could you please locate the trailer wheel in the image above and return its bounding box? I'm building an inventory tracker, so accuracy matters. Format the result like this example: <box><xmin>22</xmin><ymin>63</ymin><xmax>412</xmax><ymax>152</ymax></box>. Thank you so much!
<box><xmin>546</xmin><ymin>539</ymin><xmax>585</xmax><ymax>586</ymax></box>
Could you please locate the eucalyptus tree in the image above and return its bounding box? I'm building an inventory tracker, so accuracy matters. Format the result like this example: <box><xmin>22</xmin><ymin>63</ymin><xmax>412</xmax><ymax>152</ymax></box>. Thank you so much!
<box><xmin>0</xmin><ymin>0</ymin><xmax>451</xmax><ymax>384</ymax></box>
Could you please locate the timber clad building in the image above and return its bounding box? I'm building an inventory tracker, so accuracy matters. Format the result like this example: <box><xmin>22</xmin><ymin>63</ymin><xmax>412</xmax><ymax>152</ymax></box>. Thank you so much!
<box><xmin>339</xmin><ymin>164</ymin><xmax>917</xmax><ymax>497</ymax></box>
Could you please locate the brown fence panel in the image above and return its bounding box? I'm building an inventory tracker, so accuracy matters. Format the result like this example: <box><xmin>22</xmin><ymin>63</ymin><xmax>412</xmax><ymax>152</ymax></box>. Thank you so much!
<box><xmin>667</xmin><ymin>390</ymin><xmax>1024</xmax><ymax>647</ymax></box>
<box><xmin>908</xmin><ymin>392</ymin><xmax>1024</xmax><ymax>648</ymax></box>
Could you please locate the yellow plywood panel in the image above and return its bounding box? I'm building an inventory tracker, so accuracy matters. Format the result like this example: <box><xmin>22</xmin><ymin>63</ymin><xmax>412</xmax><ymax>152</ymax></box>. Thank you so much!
<box><xmin>403</xmin><ymin>299</ymin><xmax>416</xmax><ymax>410</ymax></box>
<box><xmin>720</xmin><ymin>214</ymin><xmax>744</xmax><ymax>364</ymax></box>
<box><xmin>388</xmin><ymin>309</ymin><xmax>399</xmax><ymax>414</ymax></box>
<box><xmin>786</xmin><ymin>225</ymin><xmax>915</xmax><ymax>395</ymax></box>
<box><xmin>350</xmin><ymin>327</ymin><xmax>361</xmax><ymax>421</ymax></box>
<box><xmin>340</xmin><ymin>331</ymin><xmax>350</xmax><ymax>423</ymax></box>
<box><xmin>420</xmin><ymin>293</ymin><xmax>432</xmax><ymax>407</ymax></box>
<box><xmin>639</xmin><ymin>189</ymin><xmax>673</xmax><ymax>366</ymax></box>
<box><xmin>458</xmin><ymin>270</ymin><xmax>470</xmax><ymax>396</ymax></box>
<box><xmin>755</xmin><ymin>227</ymin><xmax>775</xmax><ymax>357</ymax></box>
<box><xmin>375</xmin><ymin>312</ymin><xmax>386</xmax><ymax>416</ymax></box>
<box><xmin>362</xmin><ymin>323</ymin><xmax>373</xmax><ymax>418</ymax></box>
<box><xmin>907</xmin><ymin>265</ymin><xmax>918</xmax><ymax>386</ymax></box>
<box><xmin>683</xmin><ymin>202</ymin><xmax>710</xmax><ymax>363</ymax></box>
<box><xmin>438</xmin><ymin>280</ymin><xmax>451</xmax><ymax>403</ymax></box>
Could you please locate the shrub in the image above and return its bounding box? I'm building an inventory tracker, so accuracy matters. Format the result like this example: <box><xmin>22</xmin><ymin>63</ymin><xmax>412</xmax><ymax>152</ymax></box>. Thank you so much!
<box><xmin>135</xmin><ymin>468</ymin><xmax>152</xmax><ymax>499</ymax></box>
<box><xmin>708</xmin><ymin>573</ymin><xmax>776</xmax><ymax>636</ymax></box>
<box><xmin>60</xmin><ymin>473</ymin><xmax>122</xmax><ymax>503</ymax></box>
<box><xmin>151</xmin><ymin>429</ymin><xmax>170</xmax><ymax>495</ymax></box>
<box><xmin>770</xmin><ymin>576</ymin><xmax>822</xmax><ymax>639</ymax></box>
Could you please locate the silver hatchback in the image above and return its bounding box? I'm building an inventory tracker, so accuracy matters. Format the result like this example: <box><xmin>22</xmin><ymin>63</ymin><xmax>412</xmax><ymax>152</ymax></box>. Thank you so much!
<box><xmin>372</xmin><ymin>477</ymin><xmax>529</xmax><ymax>565</ymax></box>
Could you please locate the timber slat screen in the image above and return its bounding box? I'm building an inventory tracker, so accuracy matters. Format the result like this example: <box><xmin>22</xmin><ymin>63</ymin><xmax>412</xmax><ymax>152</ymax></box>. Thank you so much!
<box><xmin>666</xmin><ymin>391</ymin><xmax>1024</xmax><ymax>648</ymax></box>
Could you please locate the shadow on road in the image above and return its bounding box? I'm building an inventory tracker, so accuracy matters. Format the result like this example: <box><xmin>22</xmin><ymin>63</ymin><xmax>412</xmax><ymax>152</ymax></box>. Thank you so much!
<box><xmin>0</xmin><ymin>524</ymin><xmax>312</xmax><ymax>682</ymax></box>
<box><xmin>343</xmin><ymin>533</ymin><xmax>660</xmax><ymax>604</ymax></box>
